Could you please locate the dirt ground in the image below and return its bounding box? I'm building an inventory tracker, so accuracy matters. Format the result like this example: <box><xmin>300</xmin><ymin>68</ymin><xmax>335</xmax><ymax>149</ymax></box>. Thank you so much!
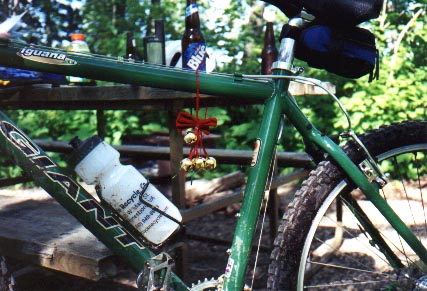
<box><xmin>2</xmin><ymin>184</ymin><xmax>295</xmax><ymax>291</ymax></box>
<box><xmin>5</xmin><ymin>179</ymin><xmax>425</xmax><ymax>291</ymax></box>
<box><xmin>4</xmin><ymin>210</ymin><xmax>276</xmax><ymax>291</ymax></box>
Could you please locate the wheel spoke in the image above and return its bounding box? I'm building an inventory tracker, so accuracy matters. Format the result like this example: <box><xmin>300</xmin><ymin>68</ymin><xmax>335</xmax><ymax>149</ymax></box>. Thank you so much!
<box><xmin>304</xmin><ymin>278</ymin><xmax>402</xmax><ymax>289</ymax></box>
<box><xmin>392</xmin><ymin>156</ymin><xmax>419</xmax><ymax>235</ymax></box>
<box><xmin>267</xmin><ymin>121</ymin><xmax>427</xmax><ymax>291</ymax></box>
<box><xmin>414</xmin><ymin>153</ymin><xmax>427</xmax><ymax>237</ymax></box>
<box><xmin>307</xmin><ymin>260</ymin><xmax>391</xmax><ymax>276</ymax></box>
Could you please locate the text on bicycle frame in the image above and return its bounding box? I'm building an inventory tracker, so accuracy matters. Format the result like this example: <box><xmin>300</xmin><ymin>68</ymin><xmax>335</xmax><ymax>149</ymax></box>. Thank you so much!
<box><xmin>0</xmin><ymin>121</ymin><xmax>144</xmax><ymax>250</ymax></box>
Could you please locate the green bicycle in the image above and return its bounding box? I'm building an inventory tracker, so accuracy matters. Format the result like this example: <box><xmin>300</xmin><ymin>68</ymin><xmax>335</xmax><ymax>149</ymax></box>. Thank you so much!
<box><xmin>0</xmin><ymin>1</ymin><xmax>427</xmax><ymax>290</ymax></box>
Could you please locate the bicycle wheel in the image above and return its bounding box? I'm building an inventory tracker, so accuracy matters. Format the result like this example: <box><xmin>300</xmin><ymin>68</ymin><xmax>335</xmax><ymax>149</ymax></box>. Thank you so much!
<box><xmin>268</xmin><ymin>120</ymin><xmax>427</xmax><ymax>290</ymax></box>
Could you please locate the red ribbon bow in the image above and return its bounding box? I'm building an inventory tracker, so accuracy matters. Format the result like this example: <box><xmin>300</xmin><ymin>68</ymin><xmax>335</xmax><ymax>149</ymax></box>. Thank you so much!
<box><xmin>175</xmin><ymin>69</ymin><xmax>217</xmax><ymax>163</ymax></box>
<box><xmin>176</xmin><ymin>111</ymin><xmax>217</xmax><ymax>160</ymax></box>
<box><xmin>176</xmin><ymin>111</ymin><xmax>217</xmax><ymax>134</ymax></box>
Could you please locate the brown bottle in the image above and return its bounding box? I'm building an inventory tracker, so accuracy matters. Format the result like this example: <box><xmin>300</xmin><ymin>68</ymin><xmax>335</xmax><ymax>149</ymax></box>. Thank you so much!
<box><xmin>261</xmin><ymin>22</ymin><xmax>278</xmax><ymax>75</ymax></box>
<box><xmin>181</xmin><ymin>0</ymin><xmax>207</xmax><ymax>71</ymax></box>
<box><xmin>125</xmin><ymin>32</ymin><xmax>139</xmax><ymax>61</ymax></box>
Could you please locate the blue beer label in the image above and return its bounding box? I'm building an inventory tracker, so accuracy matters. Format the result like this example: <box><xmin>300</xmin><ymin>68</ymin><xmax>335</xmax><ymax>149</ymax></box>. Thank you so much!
<box><xmin>183</xmin><ymin>42</ymin><xmax>207</xmax><ymax>71</ymax></box>
<box><xmin>186</xmin><ymin>4</ymin><xmax>199</xmax><ymax>17</ymax></box>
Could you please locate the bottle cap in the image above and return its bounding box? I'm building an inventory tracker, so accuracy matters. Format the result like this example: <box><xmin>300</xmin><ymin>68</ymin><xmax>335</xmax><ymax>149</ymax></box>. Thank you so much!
<box><xmin>70</xmin><ymin>33</ymin><xmax>85</xmax><ymax>41</ymax></box>
<box><xmin>68</xmin><ymin>135</ymin><xmax>103</xmax><ymax>169</ymax></box>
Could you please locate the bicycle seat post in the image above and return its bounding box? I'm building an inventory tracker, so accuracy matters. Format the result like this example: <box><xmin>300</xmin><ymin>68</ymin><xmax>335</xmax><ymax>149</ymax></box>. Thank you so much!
<box><xmin>272</xmin><ymin>12</ymin><xmax>313</xmax><ymax>72</ymax></box>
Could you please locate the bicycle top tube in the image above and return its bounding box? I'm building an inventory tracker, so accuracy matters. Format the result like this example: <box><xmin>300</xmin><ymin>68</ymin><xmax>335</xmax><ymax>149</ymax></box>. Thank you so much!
<box><xmin>0</xmin><ymin>39</ymin><xmax>274</xmax><ymax>102</ymax></box>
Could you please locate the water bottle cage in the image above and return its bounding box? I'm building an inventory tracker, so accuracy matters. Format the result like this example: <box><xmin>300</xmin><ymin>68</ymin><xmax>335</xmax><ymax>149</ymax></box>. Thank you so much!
<box><xmin>138</xmin><ymin>181</ymin><xmax>183</xmax><ymax>227</ymax></box>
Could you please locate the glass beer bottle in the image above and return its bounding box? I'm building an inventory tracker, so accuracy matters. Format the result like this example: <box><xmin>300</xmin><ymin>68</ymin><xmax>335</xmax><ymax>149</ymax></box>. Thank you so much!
<box><xmin>125</xmin><ymin>32</ymin><xmax>139</xmax><ymax>61</ymax></box>
<box><xmin>261</xmin><ymin>22</ymin><xmax>278</xmax><ymax>75</ymax></box>
<box><xmin>181</xmin><ymin>0</ymin><xmax>207</xmax><ymax>71</ymax></box>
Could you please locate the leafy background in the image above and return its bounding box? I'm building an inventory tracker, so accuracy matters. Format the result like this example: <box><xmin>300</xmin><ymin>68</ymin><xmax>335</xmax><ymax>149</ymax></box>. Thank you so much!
<box><xmin>0</xmin><ymin>0</ymin><xmax>426</xmax><ymax>180</ymax></box>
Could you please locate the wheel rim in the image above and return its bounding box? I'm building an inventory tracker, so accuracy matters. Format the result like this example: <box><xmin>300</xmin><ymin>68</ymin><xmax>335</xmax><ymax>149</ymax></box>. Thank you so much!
<box><xmin>298</xmin><ymin>144</ymin><xmax>427</xmax><ymax>290</ymax></box>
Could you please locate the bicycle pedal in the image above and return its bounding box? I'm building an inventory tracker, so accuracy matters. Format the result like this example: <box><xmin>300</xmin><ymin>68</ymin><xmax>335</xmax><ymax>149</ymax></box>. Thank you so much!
<box><xmin>136</xmin><ymin>252</ymin><xmax>174</xmax><ymax>291</ymax></box>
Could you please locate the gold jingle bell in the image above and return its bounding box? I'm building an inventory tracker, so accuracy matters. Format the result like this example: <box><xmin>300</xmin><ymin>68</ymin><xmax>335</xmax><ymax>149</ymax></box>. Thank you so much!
<box><xmin>193</xmin><ymin>157</ymin><xmax>206</xmax><ymax>171</ymax></box>
<box><xmin>180</xmin><ymin>158</ymin><xmax>194</xmax><ymax>172</ymax></box>
<box><xmin>205</xmin><ymin>157</ymin><xmax>217</xmax><ymax>170</ymax></box>
<box><xmin>184</xmin><ymin>130</ymin><xmax>198</xmax><ymax>145</ymax></box>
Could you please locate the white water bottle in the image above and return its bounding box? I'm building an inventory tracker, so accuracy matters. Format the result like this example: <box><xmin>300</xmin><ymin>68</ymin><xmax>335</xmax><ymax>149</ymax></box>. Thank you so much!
<box><xmin>69</xmin><ymin>135</ymin><xmax>182</xmax><ymax>245</ymax></box>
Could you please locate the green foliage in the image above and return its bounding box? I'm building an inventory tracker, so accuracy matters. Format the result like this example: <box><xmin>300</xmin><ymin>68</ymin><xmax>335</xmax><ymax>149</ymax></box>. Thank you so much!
<box><xmin>222</xmin><ymin>106</ymin><xmax>261</xmax><ymax>150</ymax></box>
<box><xmin>102</xmin><ymin>110</ymin><xmax>169</xmax><ymax>144</ymax></box>
<box><xmin>379</xmin><ymin>151</ymin><xmax>427</xmax><ymax>181</ymax></box>
<box><xmin>7</xmin><ymin>110</ymin><xmax>97</xmax><ymax>140</ymax></box>
<box><xmin>2</xmin><ymin>1</ymin><xmax>427</xmax><ymax>181</ymax></box>
<box><xmin>333</xmin><ymin>3</ymin><xmax>427</xmax><ymax>133</ymax></box>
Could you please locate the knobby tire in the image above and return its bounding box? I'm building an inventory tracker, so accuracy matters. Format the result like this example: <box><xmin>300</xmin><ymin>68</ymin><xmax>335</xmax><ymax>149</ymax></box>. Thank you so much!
<box><xmin>268</xmin><ymin>120</ymin><xmax>427</xmax><ymax>290</ymax></box>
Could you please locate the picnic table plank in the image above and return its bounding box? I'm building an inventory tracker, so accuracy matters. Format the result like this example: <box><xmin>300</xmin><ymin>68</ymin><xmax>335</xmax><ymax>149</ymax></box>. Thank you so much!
<box><xmin>0</xmin><ymin>82</ymin><xmax>335</xmax><ymax>110</ymax></box>
<box><xmin>0</xmin><ymin>188</ymin><xmax>117</xmax><ymax>281</ymax></box>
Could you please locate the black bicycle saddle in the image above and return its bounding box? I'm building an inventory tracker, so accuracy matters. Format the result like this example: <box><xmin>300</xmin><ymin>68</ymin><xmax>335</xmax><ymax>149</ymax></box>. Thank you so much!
<box><xmin>262</xmin><ymin>0</ymin><xmax>383</xmax><ymax>26</ymax></box>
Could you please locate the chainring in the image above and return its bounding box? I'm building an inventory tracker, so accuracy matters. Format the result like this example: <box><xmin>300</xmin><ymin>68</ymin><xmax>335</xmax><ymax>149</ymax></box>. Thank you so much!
<box><xmin>189</xmin><ymin>276</ymin><xmax>223</xmax><ymax>291</ymax></box>
<box><xmin>189</xmin><ymin>275</ymin><xmax>252</xmax><ymax>291</ymax></box>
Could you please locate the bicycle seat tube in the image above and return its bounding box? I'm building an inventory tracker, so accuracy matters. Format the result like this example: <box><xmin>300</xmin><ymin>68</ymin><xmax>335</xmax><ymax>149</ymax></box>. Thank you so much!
<box><xmin>222</xmin><ymin>16</ymin><xmax>308</xmax><ymax>291</ymax></box>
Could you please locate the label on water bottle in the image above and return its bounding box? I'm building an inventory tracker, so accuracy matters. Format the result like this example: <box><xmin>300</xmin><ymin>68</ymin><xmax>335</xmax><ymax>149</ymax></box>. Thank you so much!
<box><xmin>119</xmin><ymin>182</ymin><xmax>167</xmax><ymax>233</ymax></box>
<box><xmin>185</xmin><ymin>4</ymin><xmax>199</xmax><ymax>17</ymax></box>
<box><xmin>107</xmin><ymin>171</ymin><xmax>182</xmax><ymax>245</ymax></box>
<box><xmin>183</xmin><ymin>42</ymin><xmax>206</xmax><ymax>71</ymax></box>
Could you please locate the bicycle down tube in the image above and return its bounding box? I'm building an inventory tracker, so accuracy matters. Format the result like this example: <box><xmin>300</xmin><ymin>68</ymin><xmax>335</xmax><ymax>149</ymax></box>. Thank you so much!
<box><xmin>0</xmin><ymin>111</ymin><xmax>190</xmax><ymax>289</ymax></box>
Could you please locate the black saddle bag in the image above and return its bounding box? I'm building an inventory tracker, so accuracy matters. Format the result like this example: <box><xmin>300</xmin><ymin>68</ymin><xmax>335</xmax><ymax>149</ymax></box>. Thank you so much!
<box><xmin>263</xmin><ymin>0</ymin><xmax>384</xmax><ymax>26</ymax></box>
<box><xmin>293</xmin><ymin>25</ymin><xmax>379</xmax><ymax>79</ymax></box>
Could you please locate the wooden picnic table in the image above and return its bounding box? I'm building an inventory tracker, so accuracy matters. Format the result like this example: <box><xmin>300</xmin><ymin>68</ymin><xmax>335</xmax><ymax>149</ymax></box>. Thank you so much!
<box><xmin>0</xmin><ymin>82</ymin><xmax>333</xmax><ymax>280</ymax></box>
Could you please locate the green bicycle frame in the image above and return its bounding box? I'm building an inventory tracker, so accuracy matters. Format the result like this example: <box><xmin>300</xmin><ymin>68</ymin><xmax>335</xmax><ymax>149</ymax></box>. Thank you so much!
<box><xmin>0</xmin><ymin>35</ymin><xmax>426</xmax><ymax>291</ymax></box>
<box><xmin>223</xmin><ymin>32</ymin><xmax>427</xmax><ymax>290</ymax></box>
<box><xmin>0</xmin><ymin>111</ymin><xmax>187</xmax><ymax>290</ymax></box>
